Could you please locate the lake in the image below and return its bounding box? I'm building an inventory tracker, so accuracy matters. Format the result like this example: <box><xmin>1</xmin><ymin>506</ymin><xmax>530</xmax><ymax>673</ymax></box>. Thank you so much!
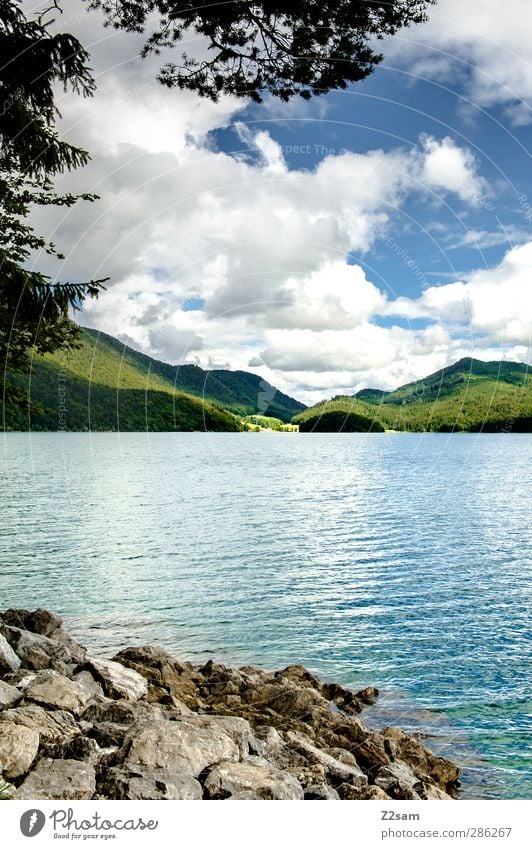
<box><xmin>1</xmin><ymin>432</ymin><xmax>530</xmax><ymax>799</ymax></box>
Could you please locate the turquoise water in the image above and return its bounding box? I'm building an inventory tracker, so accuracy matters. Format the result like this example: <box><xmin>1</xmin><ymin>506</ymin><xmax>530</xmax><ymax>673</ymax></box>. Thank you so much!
<box><xmin>1</xmin><ymin>432</ymin><xmax>530</xmax><ymax>798</ymax></box>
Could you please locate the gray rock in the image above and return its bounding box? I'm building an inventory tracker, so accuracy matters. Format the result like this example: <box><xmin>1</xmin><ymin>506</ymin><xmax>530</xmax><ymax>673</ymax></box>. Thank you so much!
<box><xmin>2</xmin><ymin>608</ymin><xmax>62</xmax><ymax>636</ymax></box>
<box><xmin>373</xmin><ymin>761</ymin><xmax>422</xmax><ymax>797</ymax></box>
<box><xmin>40</xmin><ymin>736</ymin><xmax>102</xmax><ymax>766</ymax></box>
<box><xmin>25</xmin><ymin>670</ymin><xmax>94</xmax><ymax>716</ymax></box>
<box><xmin>15</xmin><ymin>758</ymin><xmax>96</xmax><ymax>800</ymax></box>
<box><xmin>122</xmin><ymin>715</ymin><xmax>251</xmax><ymax>778</ymax></box>
<box><xmin>102</xmin><ymin>767</ymin><xmax>203</xmax><ymax>800</ymax></box>
<box><xmin>83</xmin><ymin>657</ymin><xmax>148</xmax><ymax>701</ymax></box>
<box><xmin>1</xmin><ymin>705</ymin><xmax>80</xmax><ymax>744</ymax></box>
<box><xmin>0</xmin><ymin>625</ymin><xmax>71</xmax><ymax>671</ymax></box>
<box><xmin>0</xmin><ymin>680</ymin><xmax>22</xmax><ymax>710</ymax></box>
<box><xmin>51</xmin><ymin>629</ymin><xmax>87</xmax><ymax>665</ymax></box>
<box><xmin>205</xmin><ymin>761</ymin><xmax>304</xmax><ymax>800</ymax></box>
<box><xmin>0</xmin><ymin>633</ymin><xmax>21</xmax><ymax>674</ymax></box>
<box><xmin>304</xmin><ymin>783</ymin><xmax>340</xmax><ymax>800</ymax></box>
<box><xmin>72</xmin><ymin>670</ymin><xmax>104</xmax><ymax>698</ymax></box>
<box><xmin>286</xmin><ymin>731</ymin><xmax>368</xmax><ymax>786</ymax></box>
<box><xmin>82</xmin><ymin>698</ymin><xmax>163</xmax><ymax>726</ymax></box>
<box><xmin>0</xmin><ymin>721</ymin><xmax>39</xmax><ymax>779</ymax></box>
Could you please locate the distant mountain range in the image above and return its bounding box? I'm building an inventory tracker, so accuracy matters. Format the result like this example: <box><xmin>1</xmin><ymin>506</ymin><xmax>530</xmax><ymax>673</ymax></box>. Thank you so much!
<box><xmin>294</xmin><ymin>358</ymin><xmax>532</xmax><ymax>433</ymax></box>
<box><xmin>3</xmin><ymin>327</ymin><xmax>305</xmax><ymax>432</ymax></box>
<box><xmin>3</xmin><ymin>333</ymin><xmax>530</xmax><ymax>433</ymax></box>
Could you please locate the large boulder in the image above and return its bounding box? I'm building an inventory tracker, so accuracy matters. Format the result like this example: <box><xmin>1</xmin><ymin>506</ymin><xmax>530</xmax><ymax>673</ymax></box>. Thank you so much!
<box><xmin>204</xmin><ymin>761</ymin><xmax>304</xmax><ymax>800</ymax></box>
<box><xmin>0</xmin><ymin>721</ymin><xmax>39</xmax><ymax>779</ymax></box>
<box><xmin>0</xmin><ymin>634</ymin><xmax>21</xmax><ymax>674</ymax></box>
<box><xmin>16</xmin><ymin>758</ymin><xmax>96</xmax><ymax>800</ymax></box>
<box><xmin>0</xmin><ymin>625</ymin><xmax>71</xmax><ymax>671</ymax></box>
<box><xmin>82</xmin><ymin>657</ymin><xmax>148</xmax><ymax>701</ymax></box>
<box><xmin>0</xmin><ymin>680</ymin><xmax>22</xmax><ymax>710</ymax></box>
<box><xmin>1</xmin><ymin>608</ymin><xmax>63</xmax><ymax>636</ymax></box>
<box><xmin>121</xmin><ymin>715</ymin><xmax>251</xmax><ymax>778</ymax></box>
<box><xmin>1</xmin><ymin>706</ymin><xmax>80</xmax><ymax>744</ymax></box>
<box><xmin>24</xmin><ymin>670</ymin><xmax>94</xmax><ymax>716</ymax></box>
<box><xmin>285</xmin><ymin>731</ymin><xmax>368</xmax><ymax>786</ymax></box>
<box><xmin>101</xmin><ymin>767</ymin><xmax>203</xmax><ymax>800</ymax></box>
<box><xmin>380</xmin><ymin>726</ymin><xmax>460</xmax><ymax>795</ymax></box>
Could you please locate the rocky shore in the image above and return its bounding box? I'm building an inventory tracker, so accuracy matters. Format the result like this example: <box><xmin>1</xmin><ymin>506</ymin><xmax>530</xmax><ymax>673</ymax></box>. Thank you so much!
<box><xmin>0</xmin><ymin>609</ymin><xmax>460</xmax><ymax>800</ymax></box>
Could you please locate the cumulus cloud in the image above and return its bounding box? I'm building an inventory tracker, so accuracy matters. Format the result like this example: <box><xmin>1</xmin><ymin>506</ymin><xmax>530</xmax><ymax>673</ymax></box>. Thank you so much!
<box><xmin>387</xmin><ymin>0</ymin><xmax>532</xmax><ymax>125</ymax></box>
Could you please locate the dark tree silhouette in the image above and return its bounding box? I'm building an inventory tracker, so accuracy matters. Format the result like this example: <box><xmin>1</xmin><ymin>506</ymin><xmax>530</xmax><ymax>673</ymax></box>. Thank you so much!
<box><xmin>0</xmin><ymin>2</ymin><xmax>106</xmax><ymax>412</ymax></box>
<box><xmin>86</xmin><ymin>0</ymin><xmax>435</xmax><ymax>102</ymax></box>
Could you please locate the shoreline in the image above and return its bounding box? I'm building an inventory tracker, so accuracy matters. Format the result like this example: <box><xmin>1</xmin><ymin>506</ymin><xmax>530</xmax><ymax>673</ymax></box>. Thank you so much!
<box><xmin>0</xmin><ymin>608</ymin><xmax>460</xmax><ymax>801</ymax></box>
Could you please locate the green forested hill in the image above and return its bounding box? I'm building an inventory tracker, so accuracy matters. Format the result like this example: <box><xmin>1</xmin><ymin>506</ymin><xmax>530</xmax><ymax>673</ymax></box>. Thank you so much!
<box><xmin>293</xmin><ymin>358</ymin><xmax>532</xmax><ymax>433</ymax></box>
<box><xmin>2</xmin><ymin>327</ymin><xmax>304</xmax><ymax>432</ymax></box>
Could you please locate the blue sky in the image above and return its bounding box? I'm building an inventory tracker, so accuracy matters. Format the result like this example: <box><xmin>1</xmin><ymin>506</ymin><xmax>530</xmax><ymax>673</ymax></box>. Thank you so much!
<box><xmin>29</xmin><ymin>0</ymin><xmax>532</xmax><ymax>403</ymax></box>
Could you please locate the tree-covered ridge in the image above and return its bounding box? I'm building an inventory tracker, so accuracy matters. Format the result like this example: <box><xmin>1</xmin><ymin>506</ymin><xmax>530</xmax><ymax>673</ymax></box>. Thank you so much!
<box><xmin>1</xmin><ymin>326</ymin><xmax>304</xmax><ymax>431</ymax></box>
<box><xmin>80</xmin><ymin>328</ymin><xmax>305</xmax><ymax>420</ymax></box>
<box><xmin>293</xmin><ymin>359</ymin><xmax>532</xmax><ymax>433</ymax></box>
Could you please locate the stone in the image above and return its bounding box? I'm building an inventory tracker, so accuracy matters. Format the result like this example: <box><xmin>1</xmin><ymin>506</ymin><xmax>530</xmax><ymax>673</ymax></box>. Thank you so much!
<box><xmin>101</xmin><ymin>767</ymin><xmax>203</xmax><ymax>800</ymax></box>
<box><xmin>1</xmin><ymin>706</ymin><xmax>80</xmax><ymax>744</ymax></box>
<box><xmin>0</xmin><ymin>625</ymin><xmax>71</xmax><ymax>671</ymax></box>
<box><xmin>337</xmin><ymin>783</ymin><xmax>391</xmax><ymax>800</ymax></box>
<box><xmin>16</xmin><ymin>758</ymin><xmax>96</xmax><ymax>800</ymax></box>
<box><xmin>83</xmin><ymin>657</ymin><xmax>148</xmax><ymax>701</ymax></box>
<box><xmin>27</xmin><ymin>609</ymin><xmax>64</xmax><ymax>637</ymax></box>
<box><xmin>122</xmin><ymin>715</ymin><xmax>251</xmax><ymax>778</ymax></box>
<box><xmin>41</xmin><ymin>736</ymin><xmax>102</xmax><ymax>766</ymax></box>
<box><xmin>380</xmin><ymin>726</ymin><xmax>460</xmax><ymax>794</ymax></box>
<box><xmin>304</xmin><ymin>783</ymin><xmax>340</xmax><ymax>800</ymax></box>
<box><xmin>0</xmin><ymin>680</ymin><xmax>22</xmax><ymax>710</ymax></box>
<box><xmin>25</xmin><ymin>670</ymin><xmax>94</xmax><ymax>716</ymax></box>
<box><xmin>2</xmin><ymin>608</ymin><xmax>62</xmax><ymax>636</ymax></box>
<box><xmin>0</xmin><ymin>634</ymin><xmax>21</xmax><ymax>674</ymax></box>
<box><xmin>82</xmin><ymin>698</ymin><xmax>163</xmax><ymax>726</ymax></box>
<box><xmin>51</xmin><ymin>629</ymin><xmax>87</xmax><ymax>665</ymax></box>
<box><xmin>286</xmin><ymin>731</ymin><xmax>368</xmax><ymax>786</ymax></box>
<box><xmin>0</xmin><ymin>721</ymin><xmax>39</xmax><ymax>779</ymax></box>
<box><xmin>89</xmin><ymin>722</ymin><xmax>131</xmax><ymax>748</ymax></box>
<box><xmin>72</xmin><ymin>670</ymin><xmax>104</xmax><ymax>698</ymax></box>
<box><xmin>373</xmin><ymin>762</ymin><xmax>423</xmax><ymax>799</ymax></box>
<box><xmin>205</xmin><ymin>761</ymin><xmax>304</xmax><ymax>800</ymax></box>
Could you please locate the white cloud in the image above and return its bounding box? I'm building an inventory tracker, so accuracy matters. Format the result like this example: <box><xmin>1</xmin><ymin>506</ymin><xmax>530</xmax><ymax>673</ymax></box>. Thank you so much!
<box><xmin>387</xmin><ymin>0</ymin><xmax>532</xmax><ymax>125</ymax></box>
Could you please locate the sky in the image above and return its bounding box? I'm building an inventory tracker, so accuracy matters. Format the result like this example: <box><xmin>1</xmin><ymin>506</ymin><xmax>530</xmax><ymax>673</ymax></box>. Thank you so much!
<box><xmin>26</xmin><ymin>0</ymin><xmax>532</xmax><ymax>404</ymax></box>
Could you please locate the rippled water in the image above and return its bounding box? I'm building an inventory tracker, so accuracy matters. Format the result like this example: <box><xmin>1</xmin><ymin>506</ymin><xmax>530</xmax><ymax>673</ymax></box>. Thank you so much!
<box><xmin>1</xmin><ymin>432</ymin><xmax>531</xmax><ymax>798</ymax></box>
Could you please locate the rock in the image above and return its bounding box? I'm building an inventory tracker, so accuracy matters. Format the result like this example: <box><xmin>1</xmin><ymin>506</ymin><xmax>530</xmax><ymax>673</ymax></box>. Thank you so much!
<box><xmin>356</xmin><ymin>686</ymin><xmax>379</xmax><ymax>705</ymax></box>
<box><xmin>380</xmin><ymin>726</ymin><xmax>460</xmax><ymax>795</ymax></box>
<box><xmin>249</xmin><ymin>725</ymin><xmax>284</xmax><ymax>759</ymax></box>
<box><xmin>0</xmin><ymin>680</ymin><xmax>22</xmax><ymax>710</ymax></box>
<box><xmin>113</xmin><ymin>646</ymin><xmax>199</xmax><ymax>707</ymax></box>
<box><xmin>0</xmin><ymin>625</ymin><xmax>71</xmax><ymax>671</ymax></box>
<box><xmin>205</xmin><ymin>761</ymin><xmax>304</xmax><ymax>800</ymax></box>
<box><xmin>286</xmin><ymin>731</ymin><xmax>368</xmax><ymax>786</ymax></box>
<box><xmin>89</xmin><ymin>722</ymin><xmax>131</xmax><ymax>748</ymax></box>
<box><xmin>27</xmin><ymin>609</ymin><xmax>64</xmax><ymax>637</ymax></box>
<box><xmin>82</xmin><ymin>657</ymin><xmax>148</xmax><ymax>701</ymax></box>
<box><xmin>82</xmin><ymin>698</ymin><xmax>163</xmax><ymax>726</ymax></box>
<box><xmin>101</xmin><ymin>767</ymin><xmax>203</xmax><ymax>800</ymax></box>
<box><xmin>72</xmin><ymin>670</ymin><xmax>104</xmax><ymax>698</ymax></box>
<box><xmin>122</xmin><ymin>715</ymin><xmax>251</xmax><ymax>778</ymax></box>
<box><xmin>2</xmin><ymin>608</ymin><xmax>63</xmax><ymax>636</ymax></box>
<box><xmin>1</xmin><ymin>705</ymin><xmax>80</xmax><ymax>744</ymax></box>
<box><xmin>304</xmin><ymin>783</ymin><xmax>340</xmax><ymax>800</ymax></box>
<box><xmin>16</xmin><ymin>758</ymin><xmax>96</xmax><ymax>800</ymax></box>
<box><xmin>51</xmin><ymin>629</ymin><xmax>87</xmax><ymax>665</ymax></box>
<box><xmin>0</xmin><ymin>721</ymin><xmax>39</xmax><ymax>779</ymax></box>
<box><xmin>373</xmin><ymin>762</ymin><xmax>423</xmax><ymax>800</ymax></box>
<box><xmin>41</xmin><ymin>736</ymin><xmax>102</xmax><ymax>766</ymax></box>
<box><xmin>337</xmin><ymin>783</ymin><xmax>391</xmax><ymax>800</ymax></box>
<box><xmin>25</xmin><ymin>670</ymin><xmax>94</xmax><ymax>716</ymax></box>
<box><xmin>0</xmin><ymin>634</ymin><xmax>21</xmax><ymax>674</ymax></box>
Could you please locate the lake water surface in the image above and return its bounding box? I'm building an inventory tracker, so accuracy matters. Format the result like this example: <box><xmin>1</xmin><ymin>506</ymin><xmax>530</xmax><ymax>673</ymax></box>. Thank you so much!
<box><xmin>1</xmin><ymin>432</ymin><xmax>530</xmax><ymax>799</ymax></box>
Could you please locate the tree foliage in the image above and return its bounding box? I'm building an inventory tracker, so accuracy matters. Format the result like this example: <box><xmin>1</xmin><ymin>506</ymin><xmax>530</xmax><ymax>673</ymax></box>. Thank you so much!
<box><xmin>0</xmin><ymin>1</ymin><xmax>106</xmax><ymax>409</ymax></box>
<box><xmin>86</xmin><ymin>0</ymin><xmax>435</xmax><ymax>102</ymax></box>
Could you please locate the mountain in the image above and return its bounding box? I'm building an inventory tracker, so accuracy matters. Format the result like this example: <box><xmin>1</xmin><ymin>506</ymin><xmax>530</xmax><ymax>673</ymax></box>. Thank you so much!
<box><xmin>293</xmin><ymin>358</ymin><xmax>532</xmax><ymax>433</ymax></box>
<box><xmin>3</xmin><ymin>327</ymin><xmax>305</xmax><ymax>432</ymax></box>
